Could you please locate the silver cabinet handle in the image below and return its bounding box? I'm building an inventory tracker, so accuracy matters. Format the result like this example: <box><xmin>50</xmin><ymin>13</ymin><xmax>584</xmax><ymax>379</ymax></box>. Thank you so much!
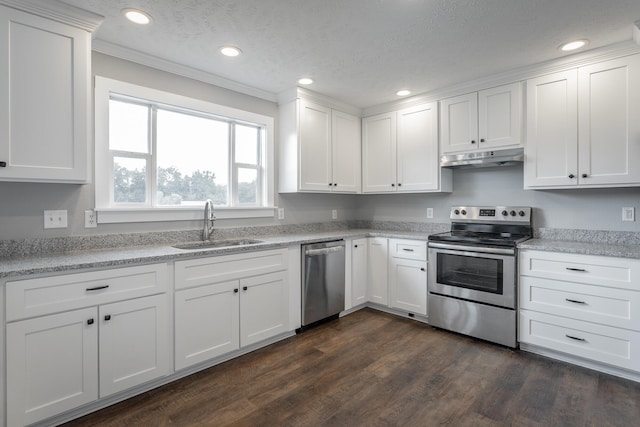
<box><xmin>402</xmin><ymin>248</ymin><xmax>414</xmax><ymax>252</ymax></box>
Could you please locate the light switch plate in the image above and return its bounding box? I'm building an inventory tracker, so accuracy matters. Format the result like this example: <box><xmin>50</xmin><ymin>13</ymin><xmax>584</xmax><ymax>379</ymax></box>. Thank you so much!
<box><xmin>622</xmin><ymin>207</ymin><xmax>635</xmax><ymax>222</ymax></box>
<box><xmin>332</xmin><ymin>209</ymin><xmax>338</xmax><ymax>220</ymax></box>
<box><xmin>277</xmin><ymin>208</ymin><xmax>285</xmax><ymax>220</ymax></box>
<box><xmin>427</xmin><ymin>208</ymin><xmax>434</xmax><ymax>219</ymax></box>
<box><xmin>44</xmin><ymin>210</ymin><xmax>68</xmax><ymax>229</ymax></box>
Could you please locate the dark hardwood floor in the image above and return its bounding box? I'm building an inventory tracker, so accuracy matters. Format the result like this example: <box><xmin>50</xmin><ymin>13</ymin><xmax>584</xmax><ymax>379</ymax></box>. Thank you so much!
<box><xmin>63</xmin><ymin>308</ymin><xmax>640</xmax><ymax>426</ymax></box>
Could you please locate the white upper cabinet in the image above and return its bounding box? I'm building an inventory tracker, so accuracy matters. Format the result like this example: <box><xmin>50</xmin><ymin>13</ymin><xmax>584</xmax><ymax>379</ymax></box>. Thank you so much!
<box><xmin>440</xmin><ymin>82</ymin><xmax>523</xmax><ymax>154</ymax></box>
<box><xmin>577</xmin><ymin>55</ymin><xmax>640</xmax><ymax>186</ymax></box>
<box><xmin>525</xmin><ymin>54</ymin><xmax>640</xmax><ymax>188</ymax></box>
<box><xmin>362</xmin><ymin>103</ymin><xmax>450</xmax><ymax>193</ymax></box>
<box><xmin>524</xmin><ymin>70</ymin><xmax>578</xmax><ymax>187</ymax></box>
<box><xmin>279</xmin><ymin>97</ymin><xmax>361</xmax><ymax>193</ymax></box>
<box><xmin>0</xmin><ymin>4</ymin><xmax>95</xmax><ymax>183</ymax></box>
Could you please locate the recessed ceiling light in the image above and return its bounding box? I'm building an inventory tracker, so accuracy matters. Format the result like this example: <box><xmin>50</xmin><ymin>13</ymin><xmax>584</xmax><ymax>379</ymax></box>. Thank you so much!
<box><xmin>298</xmin><ymin>78</ymin><xmax>314</xmax><ymax>85</ymax></box>
<box><xmin>220</xmin><ymin>46</ymin><xmax>242</xmax><ymax>57</ymax></box>
<box><xmin>559</xmin><ymin>39</ymin><xmax>589</xmax><ymax>52</ymax></box>
<box><xmin>123</xmin><ymin>8</ymin><xmax>151</xmax><ymax>25</ymax></box>
<box><xmin>396</xmin><ymin>89</ymin><xmax>411</xmax><ymax>96</ymax></box>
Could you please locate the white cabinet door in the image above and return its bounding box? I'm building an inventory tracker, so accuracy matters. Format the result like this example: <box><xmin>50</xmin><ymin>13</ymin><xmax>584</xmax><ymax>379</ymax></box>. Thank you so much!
<box><xmin>175</xmin><ymin>280</ymin><xmax>240</xmax><ymax>370</ymax></box>
<box><xmin>240</xmin><ymin>271</ymin><xmax>289</xmax><ymax>347</ymax></box>
<box><xmin>351</xmin><ymin>238</ymin><xmax>368</xmax><ymax>307</ymax></box>
<box><xmin>367</xmin><ymin>237</ymin><xmax>389</xmax><ymax>305</ymax></box>
<box><xmin>331</xmin><ymin>109</ymin><xmax>361</xmax><ymax>193</ymax></box>
<box><xmin>362</xmin><ymin>112</ymin><xmax>397</xmax><ymax>193</ymax></box>
<box><xmin>298</xmin><ymin>100</ymin><xmax>332</xmax><ymax>191</ymax></box>
<box><xmin>6</xmin><ymin>308</ymin><xmax>98</xmax><ymax>427</ymax></box>
<box><xmin>389</xmin><ymin>257</ymin><xmax>427</xmax><ymax>315</ymax></box>
<box><xmin>99</xmin><ymin>294</ymin><xmax>171</xmax><ymax>397</ymax></box>
<box><xmin>578</xmin><ymin>55</ymin><xmax>640</xmax><ymax>186</ymax></box>
<box><xmin>440</xmin><ymin>92</ymin><xmax>478</xmax><ymax>154</ymax></box>
<box><xmin>478</xmin><ymin>82</ymin><xmax>522</xmax><ymax>150</ymax></box>
<box><xmin>0</xmin><ymin>5</ymin><xmax>90</xmax><ymax>183</ymax></box>
<box><xmin>524</xmin><ymin>70</ymin><xmax>579</xmax><ymax>188</ymax></box>
<box><xmin>397</xmin><ymin>103</ymin><xmax>439</xmax><ymax>192</ymax></box>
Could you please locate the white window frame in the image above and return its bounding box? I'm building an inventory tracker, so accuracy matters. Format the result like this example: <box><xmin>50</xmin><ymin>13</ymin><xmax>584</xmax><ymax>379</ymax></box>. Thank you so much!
<box><xmin>94</xmin><ymin>76</ymin><xmax>275</xmax><ymax>224</ymax></box>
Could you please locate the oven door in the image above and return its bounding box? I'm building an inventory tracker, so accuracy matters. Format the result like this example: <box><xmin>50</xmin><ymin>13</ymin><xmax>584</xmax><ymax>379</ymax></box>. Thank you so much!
<box><xmin>427</xmin><ymin>243</ymin><xmax>516</xmax><ymax>309</ymax></box>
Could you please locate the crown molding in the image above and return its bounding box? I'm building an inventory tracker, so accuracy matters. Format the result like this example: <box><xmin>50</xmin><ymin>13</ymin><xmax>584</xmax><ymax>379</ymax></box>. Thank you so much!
<box><xmin>92</xmin><ymin>39</ymin><xmax>278</xmax><ymax>103</ymax></box>
<box><xmin>0</xmin><ymin>0</ymin><xmax>103</xmax><ymax>32</ymax></box>
<box><xmin>363</xmin><ymin>40</ymin><xmax>640</xmax><ymax>117</ymax></box>
<box><xmin>277</xmin><ymin>87</ymin><xmax>362</xmax><ymax>116</ymax></box>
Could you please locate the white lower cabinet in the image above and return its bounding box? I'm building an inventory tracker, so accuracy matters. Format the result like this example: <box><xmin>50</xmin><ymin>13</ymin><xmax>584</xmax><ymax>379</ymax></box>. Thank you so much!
<box><xmin>367</xmin><ymin>237</ymin><xmax>389</xmax><ymax>305</ymax></box>
<box><xmin>354</xmin><ymin>237</ymin><xmax>427</xmax><ymax>317</ymax></box>
<box><xmin>351</xmin><ymin>238</ymin><xmax>368</xmax><ymax>307</ymax></box>
<box><xmin>519</xmin><ymin>249</ymin><xmax>640</xmax><ymax>377</ymax></box>
<box><xmin>5</xmin><ymin>264</ymin><xmax>170</xmax><ymax>427</ymax></box>
<box><xmin>174</xmin><ymin>249</ymin><xmax>290</xmax><ymax>371</ymax></box>
<box><xmin>388</xmin><ymin>239</ymin><xmax>427</xmax><ymax>316</ymax></box>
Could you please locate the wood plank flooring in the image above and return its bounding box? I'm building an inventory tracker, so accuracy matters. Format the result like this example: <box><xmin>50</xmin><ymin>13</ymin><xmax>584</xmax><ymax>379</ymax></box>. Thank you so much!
<box><xmin>63</xmin><ymin>308</ymin><xmax>640</xmax><ymax>426</ymax></box>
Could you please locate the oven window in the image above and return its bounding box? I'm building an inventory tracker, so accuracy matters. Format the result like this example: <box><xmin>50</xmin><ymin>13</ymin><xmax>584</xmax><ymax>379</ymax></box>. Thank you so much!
<box><xmin>436</xmin><ymin>253</ymin><xmax>503</xmax><ymax>294</ymax></box>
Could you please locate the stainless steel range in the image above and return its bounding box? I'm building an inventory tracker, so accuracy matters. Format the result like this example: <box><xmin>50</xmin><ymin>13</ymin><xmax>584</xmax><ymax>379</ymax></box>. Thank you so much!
<box><xmin>427</xmin><ymin>206</ymin><xmax>532</xmax><ymax>348</ymax></box>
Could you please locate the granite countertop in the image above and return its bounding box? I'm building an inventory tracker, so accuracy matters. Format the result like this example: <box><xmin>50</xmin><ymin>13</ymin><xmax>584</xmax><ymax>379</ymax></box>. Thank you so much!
<box><xmin>518</xmin><ymin>238</ymin><xmax>640</xmax><ymax>259</ymax></box>
<box><xmin>0</xmin><ymin>229</ymin><xmax>432</xmax><ymax>279</ymax></box>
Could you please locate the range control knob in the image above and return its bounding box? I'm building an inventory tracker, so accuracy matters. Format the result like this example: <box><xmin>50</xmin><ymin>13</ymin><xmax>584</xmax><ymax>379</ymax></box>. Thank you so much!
<box><xmin>501</xmin><ymin>210</ymin><xmax>508</xmax><ymax>216</ymax></box>
<box><xmin>461</xmin><ymin>209</ymin><xmax>467</xmax><ymax>215</ymax></box>
<box><xmin>518</xmin><ymin>210</ymin><xmax>526</xmax><ymax>217</ymax></box>
<box><xmin>510</xmin><ymin>210</ymin><xmax>516</xmax><ymax>216</ymax></box>
<box><xmin>454</xmin><ymin>209</ymin><xmax>460</xmax><ymax>215</ymax></box>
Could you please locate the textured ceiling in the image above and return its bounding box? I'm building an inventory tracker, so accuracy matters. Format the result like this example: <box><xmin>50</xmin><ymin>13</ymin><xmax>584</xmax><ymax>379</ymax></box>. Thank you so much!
<box><xmin>60</xmin><ymin>0</ymin><xmax>640</xmax><ymax>108</ymax></box>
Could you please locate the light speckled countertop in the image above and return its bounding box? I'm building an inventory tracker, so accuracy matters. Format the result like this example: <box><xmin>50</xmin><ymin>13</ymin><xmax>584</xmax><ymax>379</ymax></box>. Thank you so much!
<box><xmin>0</xmin><ymin>229</ymin><xmax>432</xmax><ymax>279</ymax></box>
<box><xmin>2</xmin><ymin>225</ymin><xmax>639</xmax><ymax>279</ymax></box>
<box><xmin>518</xmin><ymin>238</ymin><xmax>640</xmax><ymax>259</ymax></box>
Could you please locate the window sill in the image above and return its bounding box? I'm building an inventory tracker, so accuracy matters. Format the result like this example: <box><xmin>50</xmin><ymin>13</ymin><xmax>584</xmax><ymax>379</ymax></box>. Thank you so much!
<box><xmin>96</xmin><ymin>207</ymin><xmax>276</xmax><ymax>224</ymax></box>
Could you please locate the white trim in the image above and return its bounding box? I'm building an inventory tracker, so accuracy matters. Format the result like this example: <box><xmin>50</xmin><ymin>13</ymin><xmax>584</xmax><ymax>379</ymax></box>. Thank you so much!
<box><xmin>0</xmin><ymin>0</ymin><xmax>104</xmax><ymax>32</ymax></box>
<box><xmin>97</xmin><ymin>207</ymin><xmax>276</xmax><ymax>224</ymax></box>
<box><xmin>94</xmin><ymin>76</ymin><xmax>275</xmax><ymax>222</ymax></box>
<box><xmin>92</xmin><ymin>40</ymin><xmax>277</xmax><ymax>103</ymax></box>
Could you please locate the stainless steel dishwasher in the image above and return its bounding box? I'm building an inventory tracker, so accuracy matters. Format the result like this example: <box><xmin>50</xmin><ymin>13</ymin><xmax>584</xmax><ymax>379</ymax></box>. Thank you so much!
<box><xmin>301</xmin><ymin>240</ymin><xmax>345</xmax><ymax>329</ymax></box>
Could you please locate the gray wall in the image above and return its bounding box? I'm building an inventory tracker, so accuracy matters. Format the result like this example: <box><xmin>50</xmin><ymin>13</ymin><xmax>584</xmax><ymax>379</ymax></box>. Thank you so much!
<box><xmin>355</xmin><ymin>166</ymin><xmax>640</xmax><ymax>231</ymax></box>
<box><xmin>0</xmin><ymin>54</ymin><xmax>638</xmax><ymax>241</ymax></box>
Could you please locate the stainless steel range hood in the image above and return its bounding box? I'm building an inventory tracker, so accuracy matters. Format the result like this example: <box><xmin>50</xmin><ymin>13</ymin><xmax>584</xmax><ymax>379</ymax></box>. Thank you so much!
<box><xmin>440</xmin><ymin>147</ymin><xmax>524</xmax><ymax>169</ymax></box>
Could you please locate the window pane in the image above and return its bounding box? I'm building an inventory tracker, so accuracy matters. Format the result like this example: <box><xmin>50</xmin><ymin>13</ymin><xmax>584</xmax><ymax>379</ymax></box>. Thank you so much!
<box><xmin>235</xmin><ymin>124</ymin><xmax>259</xmax><ymax>165</ymax></box>
<box><xmin>237</xmin><ymin>168</ymin><xmax>258</xmax><ymax>205</ymax></box>
<box><xmin>114</xmin><ymin>157</ymin><xmax>146</xmax><ymax>203</ymax></box>
<box><xmin>156</xmin><ymin>109</ymin><xmax>229</xmax><ymax>206</ymax></box>
<box><xmin>109</xmin><ymin>99</ymin><xmax>149</xmax><ymax>153</ymax></box>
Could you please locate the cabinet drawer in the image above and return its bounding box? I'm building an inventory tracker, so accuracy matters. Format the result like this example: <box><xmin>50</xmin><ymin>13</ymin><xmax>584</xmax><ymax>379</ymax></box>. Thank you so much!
<box><xmin>519</xmin><ymin>310</ymin><xmax>640</xmax><ymax>372</ymax></box>
<box><xmin>519</xmin><ymin>250</ymin><xmax>638</xmax><ymax>290</ymax></box>
<box><xmin>175</xmin><ymin>248</ymin><xmax>288</xmax><ymax>290</ymax></box>
<box><xmin>389</xmin><ymin>239</ymin><xmax>427</xmax><ymax>261</ymax></box>
<box><xmin>6</xmin><ymin>264</ymin><xmax>168</xmax><ymax>321</ymax></box>
<box><xmin>519</xmin><ymin>276</ymin><xmax>640</xmax><ymax>331</ymax></box>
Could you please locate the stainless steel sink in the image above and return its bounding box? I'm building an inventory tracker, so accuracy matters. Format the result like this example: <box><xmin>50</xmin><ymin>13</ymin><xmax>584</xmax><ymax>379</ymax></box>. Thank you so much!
<box><xmin>172</xmin><ymin>239</ymin><xmax>263</xmax><ymax>250</ymax></box>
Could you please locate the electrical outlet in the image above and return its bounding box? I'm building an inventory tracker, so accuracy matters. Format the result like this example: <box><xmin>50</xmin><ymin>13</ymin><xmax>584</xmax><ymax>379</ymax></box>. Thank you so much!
<box><xmin>426</xmin><ymin>208</ymin><xmax>434</xmax><ymax>219</ymax></box>
<box><xmin>332</xmin><ymin>209</ymin><xmax>338</xmax><ymax>220</ymax></box>
<box><xmin>44</xmin><ymin>210</ymin><xmax>68</xmax><ymax>229</ymax></box>
<box><xmin>85</xmin><ymin>210</ymin><xmax>97</xmax><ymax>228</ymax></box>
<box><xmin>277</xmin><ymin>208</ymin><xmax>285</xmax><ymax>220</ymax></box>
<box><xmin>622</xmin><ymin>207</ymin><xmax>635</xmax><ymax>222</ymax></box>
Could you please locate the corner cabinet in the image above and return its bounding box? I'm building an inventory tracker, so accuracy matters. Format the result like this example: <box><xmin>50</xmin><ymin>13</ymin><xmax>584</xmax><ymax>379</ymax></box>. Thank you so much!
<box><xmin>279</xmin><ymin>97</ymin><xmax>361</xmax><ymax>193</ymax></box>
<box><xmin>5</xmin><ymin>264</ymin><xmax>171</xmax><ymax>427</ymax></box>
<box><xmin>525</xmin><ymin>54</ymin><xmax>640</xmax><ymax>189</ymax></box>
<box><xmin>0</xmin><ymin>4</ymin><xmax>96</xmax><ymax>183</ymax></box>
<box><xmin>440</xmin><ymin>82</ymin><xmax>522</xmax><ymax>155</ymax></box>
<box><xmin>362</xmin><ymin>103</ymin><xmax>451</xmax><ymax>193</ymax></box>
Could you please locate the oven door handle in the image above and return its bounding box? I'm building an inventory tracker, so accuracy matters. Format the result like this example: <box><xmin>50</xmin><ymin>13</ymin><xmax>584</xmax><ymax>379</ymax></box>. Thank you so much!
<box><xmin>427</xmin><ymin>242</ymin><xmax>516</xmax><ymax>256</ymax></box>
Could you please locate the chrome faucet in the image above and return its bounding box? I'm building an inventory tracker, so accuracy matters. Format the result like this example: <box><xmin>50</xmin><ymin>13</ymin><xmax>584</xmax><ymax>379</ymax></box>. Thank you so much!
<box><xmin>203</xmin><ymin>199</ymin><xmax>215</xmax><ymax>241</ymax></box>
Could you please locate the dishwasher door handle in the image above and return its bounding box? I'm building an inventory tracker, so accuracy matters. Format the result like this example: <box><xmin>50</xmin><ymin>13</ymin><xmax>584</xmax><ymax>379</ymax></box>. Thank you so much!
<box><xmin>305</xmin><ymin>246</ymin><xmax>344</xmax><ymax>256</ymax></box>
